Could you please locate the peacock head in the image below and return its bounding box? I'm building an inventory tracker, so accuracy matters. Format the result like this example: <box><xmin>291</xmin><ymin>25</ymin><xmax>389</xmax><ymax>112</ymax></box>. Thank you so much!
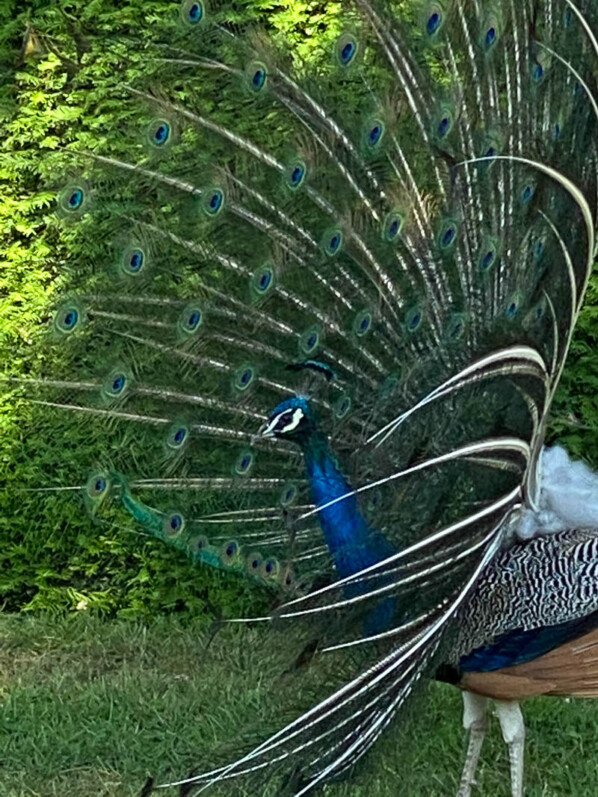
<box><xmin>256</xmin><ymin>396</ymin><xmax>316</xmax><ymax>445</ymax></box>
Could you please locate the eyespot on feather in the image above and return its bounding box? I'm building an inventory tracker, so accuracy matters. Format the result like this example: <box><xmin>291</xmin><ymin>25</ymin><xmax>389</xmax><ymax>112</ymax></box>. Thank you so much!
<box><xmin>353</xmin><ymin>309</ymin><xmax>373</xmax><ymax>338</ymax></box>
<box><xmin>382</xmin><ymin>211</ymin><xmax>404</xmax><ymax>243</ymax></box>
<box><xmin>246</xmin><ymin>61</ymin><xmax>268</xmax><ymax>93</ymax></box>
<box><xmin>250</xmin><ymin>263</ymin><xmax>275</xmax><ymax>300</ymax></box>
<box><xmin>57</xmin><ymin>180</ymin><xmax>90</xmax><ymax>219</ymax></box>
<box><xmin>334</xmin><ymin>393</ymin><xmax>352</xmax><ymax>419</ymax></box>
<box><xmin>405</xmin><ymin>305</ymin><xmax>423</xmax><ymax>333</ymax></box>
<box><xmin>179</xmin><ymin>303</ymin><xmax>203</xmax><ymax>336</ymax></box>
<box><xmin>233</xmin><ymin>364</ymin><xmax>256</xmax><ymax>393</ymax></box>
<box><xmin>163</xmin><ymin>511</ymin><xmax>185</xmax><ymax>538</ymax></box>
<box><xmin>299</xmin><ymin>326</ymin><xmax>321</xmax><ymax>356</ymax></box>
<box><xmin>280</xmin><ymin>482</ymin><xmax>298</xmax><ymax>506</ymax></box>
<box><xmin>221</xmin><ymin>539</ymin><xmax>241</xmax><ymax>566</ymax></box>
<box><xmin>166</xmin><ymin>423</ymin><xmax>190</xmax><ymax>451</ymax></box>
<box><xmin>335</xmin><ymin>33</ymin><xmax>359</xmax><ymax>67</ymax></box>
<box><xmin>284</xmin><ymin>159</ymin><xmax>307</xmax><ymax>191</ymax></box>
<box><xmin>201</xmin><ymin>187</ymin><xmax>225</xmax><ymax>217</ymax></box>
<box><xmin>53</xmin><ymin>301</ymin><xmax>84</xmax><ymax>336</ymax></box>
<box><xmin>234</xmin><ymin>449</ymin><xmax>255</xmax><ymax>476</ymax></box>
<box><xmin>321</xmin><ymin>227</ymin><xmax>343</xmax><ymax>257</ymax></box>
<box><xmin>102</xmin><ymin>370</ymin><xmax>130</xmax><ymax>400</ymax></box>
<box><xmin>147</xmin><ymin>118</ymin><xmax>173</xmax><ymax>149</ymax></box>
<box><xmin>180</xmin><ymin>0</ymin><xmax>206</xmax><ymax>26</ymax></box>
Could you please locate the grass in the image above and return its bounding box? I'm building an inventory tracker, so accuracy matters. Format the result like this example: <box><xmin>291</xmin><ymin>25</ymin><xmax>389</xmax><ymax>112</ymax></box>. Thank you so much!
<box><xmin>1</xmin><ymin>614</ymin><xmax>598</xmax><ymax>796</ymax></box>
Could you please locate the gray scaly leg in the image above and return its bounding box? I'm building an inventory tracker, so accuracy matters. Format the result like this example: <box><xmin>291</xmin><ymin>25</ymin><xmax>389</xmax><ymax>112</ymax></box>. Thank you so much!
<box><xmin>495</xmin><ymin>700</ymin><xmax>525</xmax><ymax>797</ymax></box>
<box><xmin>457</xmin><ymin>692</ymin><xmax>489</xmax><ymax>797</ymax></box>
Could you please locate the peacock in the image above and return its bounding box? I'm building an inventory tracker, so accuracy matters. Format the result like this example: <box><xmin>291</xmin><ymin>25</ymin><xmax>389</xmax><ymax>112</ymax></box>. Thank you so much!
<box><xmin>4</xmin><ymin>0</ymin><xmax>598</xmax><ymax>794</ymax></box>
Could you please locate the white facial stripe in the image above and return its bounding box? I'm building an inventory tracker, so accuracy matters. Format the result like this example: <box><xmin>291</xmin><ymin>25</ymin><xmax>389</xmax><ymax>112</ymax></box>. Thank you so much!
<box><xmin>263</xmin><ymin>415</ymin><xmax>282</xmax><ymax>436</ymax></box>
<box><xmin>280</xmin><ymin>407</ymin><xmax>304</xmax><ymax>434</ymax></box>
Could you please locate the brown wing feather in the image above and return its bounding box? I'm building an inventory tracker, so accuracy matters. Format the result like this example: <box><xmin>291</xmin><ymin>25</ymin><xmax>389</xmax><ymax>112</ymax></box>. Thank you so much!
<box><xmin>460</xmin><ymin>628</ymin><xmax>598</xmax><ymax>700</ymax></box>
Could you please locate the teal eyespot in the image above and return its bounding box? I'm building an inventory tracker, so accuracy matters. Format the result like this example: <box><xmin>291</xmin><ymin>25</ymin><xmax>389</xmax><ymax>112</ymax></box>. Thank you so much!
<box><xmin>484</xmin><ymin>26</ymin><xmax>497</xmax><ymax>48</ymax></box>
<box><xmin>57</xmin><ymin>182</ymin><xmax>88</xmax><ymax>217</ymax></box>
<box><xmin>260</xmin><ymin>558</ymin><xmax>279</xmax><ymax>579</ymax></box>
<box><xmin>102</xmin><ymin>370</ymin><xmax>129</xmax><ymax>399</ymax></box>
<box><xmin>110</xmin><ymin>374</ymin><xmax>126</xmax><ymax>394</ymax></box>
<box><xmin>405</xmin><ymin>305</ymin><xmax>423</xmax><ymax>333</ymax></box>
<box><xmin>321</xmin><ymin>228</ymin><xmax>343</xmax><ymax>257</ymax></box>
<box><xmin>564</xmin><ymin>8</ymin><xmax>573</xmax><ymax>27</ymax></box>
<box><xmin>383</xmin><ymin>211</ymin><xmax>404</xmax><ymax>242</ymax></box>
<box><xmin>251</xmin><ymin>263</ymin><xmax>275</xmax><ymax>298</ymax></box>
<box><xmin>299</xmin><ymin>326</ymin><xmax>321</xmax><ymax>356</ymax></box>
<box><xmin>481</xmin><ymin>250</ymin><xmax>495</xmax><ymax>270</ymax></box>
<box><xmin>435</xmin><ymin>109</ymin><xmax>454</xmax><ymax>139</ymax></box>
<box><xmin>247</xmin><ymin>61</ymin><xmax>267</xmax><ymax>92</ymax></box>
<box><xmin>163</xmin><ymin>512</ymin><xmax>185</xmax><ymax>537</ymax></box>
<box><xmin>425</xmin><ymin>5</ymin><xmax>444</xmax><ymax>37</ymax></box>
<box><xmin>505</xmin><ymin>293</ymin><xmax>522</xmax><ymax>320</ymax></box>
<box><xmin>190</xmin><ymin>534</ymin><xmax>210</xmax><ymax>557</ymax></box>
<box><xmin>552</xmin><ymin>122</ymin><xmax>561</xmax><ymax>140</ymax></box>
<box><xmin>285</xmin><ymin>159</ymin><xmax>307</xmax><ymax>190</ymax></box>
<box><xmin>234</xmin><ymin>450</ymin><xmax>254</xmax><ymax>476</ymax></box>
<box><xmin>221</xmin><ymin>540</ymin><xmax>241</xmax><ymax>564</ymax></box>
<box><xmin>121</xmin><ymin>246</ymin><xmax>146</xmax><ymax>276</ymax></box>
<box><xmin>68</xmin><ymin>188</ymin><xmax>84</xmax><ymax>208</ymax></box>
<box><xmin>280</xmin><ymin>482</ymin><xmax>298</xmax><ymax>506</ymax></box>
<box><xmin>233</xmin><ymin>364</ymin><xmax>255</xmax><ymax>392</ymax></box>
<box><xmin>86</xmin><ymin>471</ymin><xmax>110</xmax><ymax>500</ymax></box>
<box><xmin>378</xmin><ymin>373</ymin><xmax>400</xmax><ymax>402</ymax></box>
<box><xmin>181</xmin><ymin>0</ymin><xmax>205</xmax><ymax>24</ymax></box>
<box><xmin>438</xmin><ymin>220</ymin><xmax>458</xmax><ymax>250</ymax></box>
<box><xmin>282</xmin><ymin>566</ymin><xmax>296</xmax><ymax>589</ymax></box>
<box><xmin>446</xmin><ymin>312</ymin><xmax>466</xmax><ymax>341</ymax></box>
<box><xmin>167</xmin><ymin>423</ymin><xmax>189</xmax><ymax>450</ymax></box>
<box><xmin>364</xmin><ymin>118</ymin><xmax>386</xmax><ymax>149</ymax></box>
<box><xmin>179</xmin><ymin>304</ymin><xmax>203</xmax><ymax>335</ymax></box>
<box><xmin>148</xmin><ymin>119</ymin><xmax>172</xmax><ymax>148</ymax></box>
<box><xmin>202</xmin><ymin>187</ymin><xmax>224</xmax><ymax>216</ymax></box>
<box><xmin>353</xmin><ymin>309</ymin><xmax>373</xmax><ymax>337</ymax></box>
<box><xmin>335</xmin><ymin>393</ymin><xmax>352</xmax><ymax>419</ymax></box>
<box><xmin>54</xmin><ymin>303</ymin><xmax>81</xmax><ymax>334</ymax></box>
<box><xmin>247</xmin><ymin>552</ymin><xmax>262</xmax><ymax>573</ymax></box>
<box><xmin>336</xmin><ymin>33</ymin><xmax>358</xmax><ymax>66</ymax></box>
<box><xmin>479</xmin><ymin>238</ymin><xmax>499</xmax><ymax>272</ymax></box>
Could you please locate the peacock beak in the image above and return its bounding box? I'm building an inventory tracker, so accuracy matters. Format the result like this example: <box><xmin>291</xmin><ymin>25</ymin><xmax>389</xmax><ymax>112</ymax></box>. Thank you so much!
<box><xmin>252</xmin><ymin>420</ymin><xmax>275</xmax><ymax>443</ymax></box>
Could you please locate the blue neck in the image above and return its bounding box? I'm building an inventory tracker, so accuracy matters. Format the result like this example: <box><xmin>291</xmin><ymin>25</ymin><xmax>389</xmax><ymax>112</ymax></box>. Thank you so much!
<box><xmin>302</xmin><ymin>432</ymin><xmax>391</xmax><ymax>580</ymax></box>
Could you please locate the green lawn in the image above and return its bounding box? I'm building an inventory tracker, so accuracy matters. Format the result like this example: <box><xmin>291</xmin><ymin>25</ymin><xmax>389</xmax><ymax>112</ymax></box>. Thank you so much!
<box><xmin>1</xmin><ymin>613</ymin><xmax>597</xmax><ymax>796</ymax></box>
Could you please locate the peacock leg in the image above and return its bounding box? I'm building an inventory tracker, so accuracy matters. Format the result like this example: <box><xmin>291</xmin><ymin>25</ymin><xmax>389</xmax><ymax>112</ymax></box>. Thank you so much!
<box><xmin>495</xmin><ymin>699</ymin><xmax>525</xmax><ymax>797</ymax></box>
<box><xmin>456</xmin><ymin>691</ymin><xmax>489</xmax><ymax>797</ymax></box>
